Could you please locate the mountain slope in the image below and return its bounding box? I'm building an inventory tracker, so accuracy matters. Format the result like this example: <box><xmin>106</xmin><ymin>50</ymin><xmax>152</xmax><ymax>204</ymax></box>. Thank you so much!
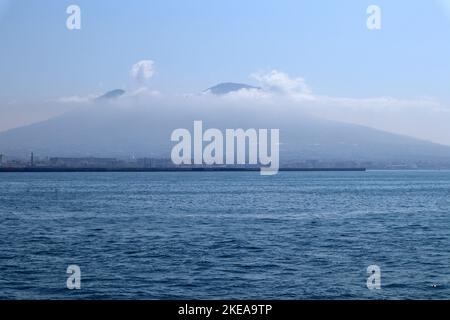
<box><xmin>1</xmin><ymin>97</ymin><xmax>450</xmax><ymax>162</ymax></box>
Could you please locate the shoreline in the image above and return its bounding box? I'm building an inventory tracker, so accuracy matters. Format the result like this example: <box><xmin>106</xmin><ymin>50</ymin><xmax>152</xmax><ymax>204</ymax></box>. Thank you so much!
<box><xmin>0</xmin><ymin>167</ymin><xmax>366</xmax><ymax>173</ymax></box>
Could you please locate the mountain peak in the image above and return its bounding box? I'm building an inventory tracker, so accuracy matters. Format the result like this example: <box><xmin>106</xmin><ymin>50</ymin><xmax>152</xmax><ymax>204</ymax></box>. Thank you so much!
<box><xmin>96</xmin><ymin>89</ymin><xmax>126</xmax><ymax>101</ymax></box>
<box><xmin>204</xmin><ymin>83</ymin><xmax>260</xmax><ymax>95</ymax></box>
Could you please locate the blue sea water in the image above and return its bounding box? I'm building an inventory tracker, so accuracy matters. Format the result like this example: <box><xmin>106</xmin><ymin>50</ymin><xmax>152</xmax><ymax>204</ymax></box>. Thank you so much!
<box><xmin>0</xmin><ymin>171</ymin><xmax>449</xmax><ymax>300</ymax></box>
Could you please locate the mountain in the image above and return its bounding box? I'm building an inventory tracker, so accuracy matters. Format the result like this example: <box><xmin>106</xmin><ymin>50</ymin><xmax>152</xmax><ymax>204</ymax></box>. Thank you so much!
<box><xmin>204</xmin><ymin>83</ymin><xmax>260</xmax><ymax>95</ymax></box>
<box><xmin>1</xmin><ymin>87</ymin><xmax>450</xmax><ymax>163</ymax></box>
<box><xmin>95</xmin><ymin>89</ymin><xmax>125</xmax><ymax>101</ymax></box>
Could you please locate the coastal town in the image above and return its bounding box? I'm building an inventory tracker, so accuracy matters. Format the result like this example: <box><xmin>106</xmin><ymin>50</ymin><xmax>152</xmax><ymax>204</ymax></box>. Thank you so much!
<box><xmin>1</xmin><ymin>152</ymin><xmax>450</xmax><ymax>170</ymax></box>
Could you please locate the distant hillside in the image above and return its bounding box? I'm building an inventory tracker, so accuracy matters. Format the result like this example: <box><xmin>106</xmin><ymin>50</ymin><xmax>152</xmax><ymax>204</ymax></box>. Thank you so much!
<box><xmin>1</xmin><ymin>89</ymin><xmax>450</xmax><ymax>162</ymax></box>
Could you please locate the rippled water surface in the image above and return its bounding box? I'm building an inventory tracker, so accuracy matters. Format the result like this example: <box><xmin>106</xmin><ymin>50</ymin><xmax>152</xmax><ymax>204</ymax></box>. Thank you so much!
<box><xmin>0</xmin><ymin>171</ymin><xmax>449</xmax><ymax>299</ymax></box>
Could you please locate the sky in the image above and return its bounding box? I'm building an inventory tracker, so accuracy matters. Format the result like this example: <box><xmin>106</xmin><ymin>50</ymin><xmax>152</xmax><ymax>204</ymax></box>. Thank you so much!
<box><xmin>1</xmin><ymin>0</ymin><xmax>450</xmax><ymax>144</ymax></box>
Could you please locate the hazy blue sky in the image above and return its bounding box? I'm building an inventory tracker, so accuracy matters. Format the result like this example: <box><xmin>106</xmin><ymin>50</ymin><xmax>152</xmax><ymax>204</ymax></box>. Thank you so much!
<box><xmin>1</xmin><ymin>0</ymin><xmax>450</xmax><ymax>144</ymax></box>
<box><xmin>1</xmin><ymin>0</ymin><xmax>450</xmax><ymax>99</ymax></box>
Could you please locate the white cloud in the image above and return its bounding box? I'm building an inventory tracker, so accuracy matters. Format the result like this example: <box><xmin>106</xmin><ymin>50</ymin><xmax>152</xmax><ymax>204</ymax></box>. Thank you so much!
<box><xmin>221</xmin><ymin>88</ymin><xmax>272</xmax><ymax>100</ymax></box>
<box><xmin>130</xmin><ymin>60</ymin><xmax>155</xmax><ymax>84</ymax></box>
<box><xmin>53</xmin><ymin>94</ymin><xmax>96</xmax><ymax>104</ymax></box>
<box><xmin>244</xmin><ymin>70</ymin><xmax>444</xmax><ymax>112</ymax></box>
<box><xmin>251</xmin><ymin>70</ymin><xmax>314</xmax><ymax>100</ymax></box>
<box><xmin>126</xmin><ymin>87</ymin><xmax>160</xmax><ymax>97</ymax></box>
<box><xmin>315</xmin><ymin>95</ymin><xmax>444</xmax><ymax>111</ymax></box>
<box><xmin>55</xmin><ymin>60</ymin><xmax>158</xmax><ymax>104</ymax></box>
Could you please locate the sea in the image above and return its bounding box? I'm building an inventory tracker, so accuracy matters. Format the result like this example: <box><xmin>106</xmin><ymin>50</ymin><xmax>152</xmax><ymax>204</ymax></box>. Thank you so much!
<box><xmin>0</xmin><ymin>171</ymin><xmax>449</xmax><ymax>299</ymax></box>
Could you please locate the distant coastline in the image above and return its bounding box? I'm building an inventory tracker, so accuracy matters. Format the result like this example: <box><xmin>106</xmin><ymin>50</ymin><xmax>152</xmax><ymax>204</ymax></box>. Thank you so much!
<box><xmin>0</xmin><ymin>167</ymin><xmax>366</xmax><ymax>173</ymax></box>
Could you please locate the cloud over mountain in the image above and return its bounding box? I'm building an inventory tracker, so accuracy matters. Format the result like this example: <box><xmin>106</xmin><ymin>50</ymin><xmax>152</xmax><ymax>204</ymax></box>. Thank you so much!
<box><xmin>251</xmin><ymin>70</ymin><xmax>313</xmax><ymax>99</ymax></box>
<box><xmin>130</xmin><ymin>60</ymin><xmax>155</xmax><ymax>84</ymax></box>
<box><xmin>2</xmin><ymin>61</ymin><xmax>450</xmax><ymax>153</ymax></box>
<box><xmin>2</xmin><ymin>84</ymin><xmax>450</xmax><ymax>164</ymax></box>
